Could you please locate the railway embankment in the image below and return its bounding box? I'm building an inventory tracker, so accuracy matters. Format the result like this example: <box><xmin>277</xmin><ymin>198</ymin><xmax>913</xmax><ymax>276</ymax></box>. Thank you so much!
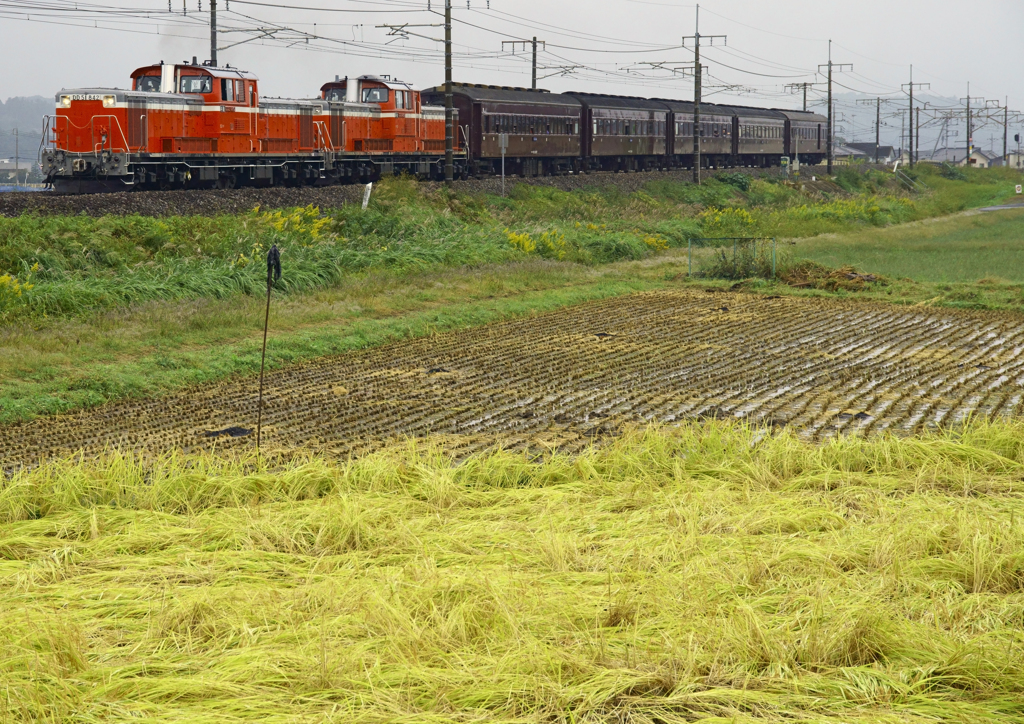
<box><xmin>0</xmin><ymin>165</ymin><xmax>813</xmax><ymax>218</ymax></box>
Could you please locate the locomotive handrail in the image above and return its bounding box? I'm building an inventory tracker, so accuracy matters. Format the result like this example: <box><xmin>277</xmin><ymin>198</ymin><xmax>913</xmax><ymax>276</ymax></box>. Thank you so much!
<box><xmin>38</xmin><ymin>115</ymin><xmax>54</xmax><ymax>167</ymax></box>
<box><xmin>313</xmin><ymin>121</ymin><xmax>334</xmax><ymax>151</ymax></box>
<box><xmin>90</xmin><ymin>114</ymin><xmax>131</xmax><ymax>155</ymax></box>
<box><xmin>137</xmin><ymin>115</ymin><xmax>147</xmax><ymax>154</ymax></box>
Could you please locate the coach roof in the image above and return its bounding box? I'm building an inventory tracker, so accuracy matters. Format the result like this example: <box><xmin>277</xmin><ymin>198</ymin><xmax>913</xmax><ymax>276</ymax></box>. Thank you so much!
<box><xmin>563</xmin><ymin>93</ymin><xmax>670</xmax><ymax>112</ymax></box>
<box><xmin>427</xmin><ymin>83</ymin><xmax>581</xmax><ymax>108</ymax></box>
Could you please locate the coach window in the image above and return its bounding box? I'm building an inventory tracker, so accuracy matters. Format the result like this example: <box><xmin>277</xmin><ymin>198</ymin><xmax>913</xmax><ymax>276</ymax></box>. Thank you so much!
<box><xmin>234</xmin><ymin>80</ymin><xmax>245</xmax><ymax>103</ymax></box>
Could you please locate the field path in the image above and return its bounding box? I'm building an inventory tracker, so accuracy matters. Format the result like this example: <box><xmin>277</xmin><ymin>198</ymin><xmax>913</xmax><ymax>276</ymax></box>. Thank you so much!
<box><xmin>4</xmin><ymin>289</ymin><xmax>1024</xmax><ymax>466</ymax></box>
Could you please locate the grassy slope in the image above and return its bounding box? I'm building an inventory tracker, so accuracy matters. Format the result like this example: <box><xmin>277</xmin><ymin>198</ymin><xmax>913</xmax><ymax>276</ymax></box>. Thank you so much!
<box><xmin>797</xmin><ymin>207</ymin><xmax>1024</xmax><ymax>282</ymax></box>
<box><xmin>1</xmin><ymin>168</ymin><xmax>1023</xmax><ymax>424</ymax></box>
<box><xmin>3</xmin><ymin>421</ymin><xmax>1024</xmax><ymax>722</ymax></box>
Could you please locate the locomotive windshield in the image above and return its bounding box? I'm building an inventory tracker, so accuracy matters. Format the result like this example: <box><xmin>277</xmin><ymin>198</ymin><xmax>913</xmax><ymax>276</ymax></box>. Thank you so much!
<box><xmin>325</xmin><ymin>89</ymin><xmax>345</xmax><ymax>102</ymax></box>
<box><xmin>179</xmin><ymin>76</ymin><xmax>213</xmax><ymax>94</ymax></box>
<box><xmin>362</xmin><ymin>87</ymin><xmax>389</xmax><ymax>103</ymax></box>
<box><xmin>135</xmin><ymin>76</ymin><xmax>160</xmax><ymax>92</ymax></box>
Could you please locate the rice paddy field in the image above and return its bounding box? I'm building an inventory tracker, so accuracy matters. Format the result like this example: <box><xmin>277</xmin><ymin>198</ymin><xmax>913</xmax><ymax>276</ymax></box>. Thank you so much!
<box><xmin>5</xmin><ymin>168</ymin><xmax>1024</xmax><ymax>722</ymax></box>
<box><xmin>5</xmin><ymin>289</ymin><xmax>1024</xmax><ymax>468</ymax></box>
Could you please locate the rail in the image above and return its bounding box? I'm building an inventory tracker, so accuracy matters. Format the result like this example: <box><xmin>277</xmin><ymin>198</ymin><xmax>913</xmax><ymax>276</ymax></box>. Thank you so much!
<box><xmin>894</xmin><ymin>168</ymin><xmax>925</xmax><ymax>191</ymax></box>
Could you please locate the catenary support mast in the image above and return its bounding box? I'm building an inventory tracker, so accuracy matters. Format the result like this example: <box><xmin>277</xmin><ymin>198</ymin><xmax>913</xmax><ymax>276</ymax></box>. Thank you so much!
<box><xmin>444</xmin><ymin>0</ymin><xmax>453</xmax><ymax>184</ymax></box>
<box><xmin>210</xmin><ymin>0</ymin><xmax>217</xmax><ymax>66</ymax></box>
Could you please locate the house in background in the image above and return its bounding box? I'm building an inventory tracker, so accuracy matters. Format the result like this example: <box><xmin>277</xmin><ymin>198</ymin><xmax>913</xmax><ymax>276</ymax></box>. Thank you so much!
<box><xmin>989</xmin><ymin>152</ymin><xmax>1024</xmax><ymax>169</ymax></box>
<box><xmin>845</xmin><ymin>142</ymin><xmax>899</xmax><ymax>163</ymax></box>
<box><xmin>911</xmin><ymin>147</ymin><xmax>997</xmax><ymax>168</ymax></box>
<box><xmin>0</xmin><ymin>159</ymin><xmax>19</xmax><ymax>180</ymax></box>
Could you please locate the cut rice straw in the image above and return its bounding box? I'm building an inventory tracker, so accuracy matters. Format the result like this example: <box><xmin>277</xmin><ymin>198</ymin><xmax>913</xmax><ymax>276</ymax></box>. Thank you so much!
<box><xmin>2</xmin><ymin>419</ymin><xmax>1024</xmax><ymax>722</ymax></box>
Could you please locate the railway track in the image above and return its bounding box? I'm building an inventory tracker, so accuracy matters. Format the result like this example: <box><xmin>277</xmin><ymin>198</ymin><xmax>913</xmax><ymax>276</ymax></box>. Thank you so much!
<box><xmin>3</xmin><ymin>290</ymin><xmax>1024</xmax><ymax>468</ymax></box>
<box><xmin>0</xmin><ymin>166</ymin><xmax>797</xmax><ymax>218</ymax></box>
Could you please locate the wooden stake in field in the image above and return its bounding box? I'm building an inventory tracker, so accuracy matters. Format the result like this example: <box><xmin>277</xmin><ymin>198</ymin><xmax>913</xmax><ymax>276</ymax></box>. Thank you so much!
<box><xmin>257</xmin><ymin>244</ymin><xmax>282</xmax><ymax>453</ymax></box>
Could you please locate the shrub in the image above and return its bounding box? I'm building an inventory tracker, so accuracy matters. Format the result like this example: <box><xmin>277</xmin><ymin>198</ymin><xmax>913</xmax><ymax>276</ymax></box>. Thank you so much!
<box><xmin>717</xmin><ymin>172</ymin><xmax>753</xmax><ymax>192</ymax></box>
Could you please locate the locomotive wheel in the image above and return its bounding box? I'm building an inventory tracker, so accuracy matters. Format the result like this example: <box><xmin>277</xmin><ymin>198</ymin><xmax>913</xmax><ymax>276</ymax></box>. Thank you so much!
<box><xmin>216</xmin><ymin>174</ymin><xmax>237</xmax><ymax>190</ymax></box>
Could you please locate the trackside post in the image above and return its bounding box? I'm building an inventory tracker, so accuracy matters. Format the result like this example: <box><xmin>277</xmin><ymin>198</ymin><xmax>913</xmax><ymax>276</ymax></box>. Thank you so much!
<box><xmin>257</xmin><ymin>244</ymin><xmax>282</xmax><ymax>453</ymax></box>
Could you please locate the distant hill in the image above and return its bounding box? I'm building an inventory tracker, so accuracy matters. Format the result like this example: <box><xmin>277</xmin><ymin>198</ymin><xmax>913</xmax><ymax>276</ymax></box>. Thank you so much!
<box><xmin>0</xmin><ymin>96</ymin><xmax>52</xmax><ymax>133</ymax></box>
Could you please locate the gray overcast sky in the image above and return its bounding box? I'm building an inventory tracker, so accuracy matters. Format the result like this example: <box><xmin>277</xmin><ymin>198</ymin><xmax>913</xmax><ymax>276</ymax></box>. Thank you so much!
<box><xmin>3</xmin><ymin>0</ymin><xmax>1022</xmax><ymax>145</ymax></box>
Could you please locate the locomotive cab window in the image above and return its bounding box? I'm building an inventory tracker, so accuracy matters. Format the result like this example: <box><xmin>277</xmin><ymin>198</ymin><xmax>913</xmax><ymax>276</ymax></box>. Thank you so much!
<box><xmin>180</xmin><ymin>76</ymin><xmax>212</xmax><ymax>94</ymax></box>
<box><xmin>326</xmin><ymin>88</ymin><xmax>345</xmax><ymax>102</ymax></box>
<box><xmin>362</xmin><ymin>87</ymin><xmax>389</xmax><ymax>103</ymax></box>
<box><xmin>136</xmin><ymin>76</ymin><xmax>160</xmax><ymax>92</ymax></box>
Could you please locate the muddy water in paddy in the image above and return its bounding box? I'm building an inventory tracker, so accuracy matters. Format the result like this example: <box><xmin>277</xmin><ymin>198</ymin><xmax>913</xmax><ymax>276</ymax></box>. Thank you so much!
<box><xmin>4</xmin><ymin>290</ymin><xmax>1024</xmax><ymax>466</ymax></box>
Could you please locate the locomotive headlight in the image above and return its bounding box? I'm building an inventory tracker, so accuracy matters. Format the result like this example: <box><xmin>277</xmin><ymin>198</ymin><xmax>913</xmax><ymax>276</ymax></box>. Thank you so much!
<box><xmin>60</xmin><ymin>95</ymin><xmax>72</xmax><ymax>107</ymax></box>
<box><xmin>103</xmin><ymin>95</ymin><xmax>116</xmax><ymax>107</ymax></box>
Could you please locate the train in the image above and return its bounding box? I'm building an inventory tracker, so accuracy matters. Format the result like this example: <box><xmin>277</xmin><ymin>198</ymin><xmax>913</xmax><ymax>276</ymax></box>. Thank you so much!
<box><xmin>41</xmin><ymin>59</ymin><xmax>828</xmax><ymax>193</ymax></box>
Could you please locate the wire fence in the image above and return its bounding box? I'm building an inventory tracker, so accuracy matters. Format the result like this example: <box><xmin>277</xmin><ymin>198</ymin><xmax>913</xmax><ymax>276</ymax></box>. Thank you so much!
<box><xmin>687</xmin><ymin>237</ymin><xmax>778</xmax><ymax>280</ymax></box>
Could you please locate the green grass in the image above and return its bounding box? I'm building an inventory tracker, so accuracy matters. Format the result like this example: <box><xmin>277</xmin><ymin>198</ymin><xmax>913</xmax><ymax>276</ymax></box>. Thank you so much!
<box><xmin>0</xmin><ymin>261</ymin><xmax>664</xmax><ymax>423</ymax></box>
<box><xmin>3</xmin><ymin>420</ymin><xmax>1024</xmax><ymax>722</ymax></box>
<box><xmin>797</xmin><ymin>207</ymin><xmax>1024</xmax><ymax>283</ymax></box>
<box><xmin>2</xmin><ymin>166</ymin><xmax>1017</xmax><ymax>323</ymax></box>
<box><xmin>2</xmin><ymin>167</ymin><xmax>1024</xmax><ymax>425</ymax></box>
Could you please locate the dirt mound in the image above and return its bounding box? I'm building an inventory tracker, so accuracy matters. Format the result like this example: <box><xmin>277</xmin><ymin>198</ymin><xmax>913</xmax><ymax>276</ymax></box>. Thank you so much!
<box><xmin>782</xmin><ymin>261</ymin><xmax>885</xmax><ymax>291</ymax></box>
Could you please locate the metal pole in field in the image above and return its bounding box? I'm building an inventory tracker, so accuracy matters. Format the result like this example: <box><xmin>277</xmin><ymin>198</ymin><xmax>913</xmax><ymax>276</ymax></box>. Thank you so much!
<box><xmin>14</xmin><ymin>129</ymin><xmax>18</xmax><ymax>189</ymax></box>
<box><xmin>210</xmin><ymin>0</ymin><xmax>217</xmax><ymax>66</ymax></box>
<box><xmin>444</xmin><ymin>0</ymin><xmax>454</xmax><ymax>185</ymax></box>
<box><xmin>257</xmin><ymin>245</ymin><xmax>281</xmax><ymax>453</ymax></box>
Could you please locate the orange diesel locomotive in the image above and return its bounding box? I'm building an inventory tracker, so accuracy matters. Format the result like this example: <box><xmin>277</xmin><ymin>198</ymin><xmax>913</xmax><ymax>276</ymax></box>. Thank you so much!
<box><xmin>42</xmin><ymin>59</ymin><xmax>460</xmax><ymax>193</ymax></box>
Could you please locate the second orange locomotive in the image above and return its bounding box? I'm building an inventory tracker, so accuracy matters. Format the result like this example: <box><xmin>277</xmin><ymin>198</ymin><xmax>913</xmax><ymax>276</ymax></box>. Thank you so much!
<box><xmin>43</xmin><ymin>58</ymin><xmax>457</xmax><ymax>193</ymax></box>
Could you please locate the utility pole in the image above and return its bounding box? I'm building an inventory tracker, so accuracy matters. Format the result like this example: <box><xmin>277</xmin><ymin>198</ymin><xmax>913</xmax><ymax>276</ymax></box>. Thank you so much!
<box><xmin>444</xmin><ymin>0</ymin><xmax>453</xmax><ymax>185</ymax></box>
<box><xmin>1004</xmin><ymin>97</ymin><xmax>1009</xmax><ymax>165</ymax></box>
<box><xmin>502</xmin><ymin>37</ymin><xmax>546</xmax><ymax>90</ymax></box>
<box><xmin>917</xmin><ymin>107</ymin><xmax>925</xmax><ymax>163</ymax></box>
<box><xmin>532</xmin><ymin>36</ymin><xmax>538</xmax><ymax>89</ymax></box>
<box><xmin>683</xmin><ymin>4</ymin><xmax>725</xmax><ymax>185</ymax></box>
<box><xmin>873</xmin><ymin>100</ymin><xmax>883</xmax><ymax>162</ymax></box>
<box><xmin>785</xmin><ymin>82</ymin><xmax>821</xmax><ymax>112</ymax></box>
<box><xmin>967</xmin><ymin>85</ymin><xmax>971</xmax><ymax>164</ymax></box>
<box><xmin>857</xmin><ymin>97</ymin><xmax>894</xmax><ymax>163</ymax></box>
<box><xmin>903</xmin><ymin>66</ymin><xmax>930</xmax><ymax>166</ymax></box>
<box><xmin>14</xmin><ymin>128</ymin><xmax>18</xmax><ymax>189</ymax></box>
<box><xmin>819</xmin><ymin>41</ymin><xmax>852</xmax><ymax>175</ymax></box>
<box><xmin>210</xmin><ymin>0</ymin><xmax>217</xmax><ymax>65</ymax></box>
